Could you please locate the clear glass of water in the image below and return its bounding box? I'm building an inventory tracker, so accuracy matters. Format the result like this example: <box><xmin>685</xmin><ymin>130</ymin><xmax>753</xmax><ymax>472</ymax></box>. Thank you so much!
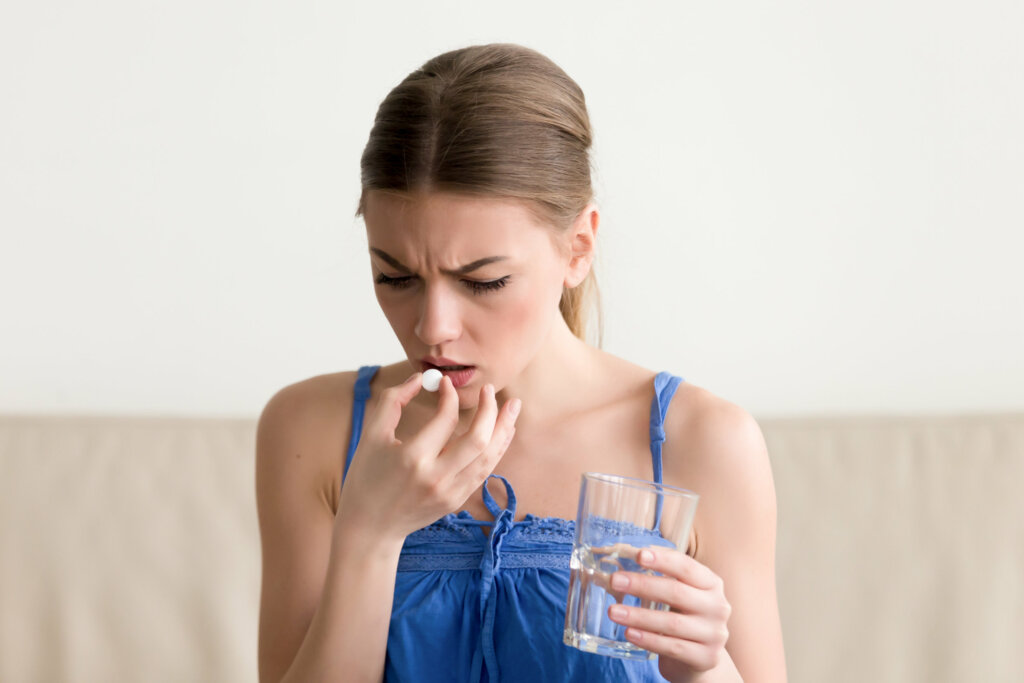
<box><xmin>563</xmin><ymin>472</ymin><xmax>699</xmax><ymax>660</ymax></box>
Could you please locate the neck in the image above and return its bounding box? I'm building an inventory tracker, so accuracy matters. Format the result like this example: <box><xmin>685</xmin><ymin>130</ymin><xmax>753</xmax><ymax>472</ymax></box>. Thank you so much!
<box><xmin>493</xmin><ymin>320</ymin><xmax>599</xmax><ymax>429</ymax></box>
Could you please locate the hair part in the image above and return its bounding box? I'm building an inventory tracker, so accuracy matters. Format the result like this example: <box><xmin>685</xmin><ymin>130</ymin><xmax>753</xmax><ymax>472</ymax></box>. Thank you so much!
<box><xmin>356</xmin><ymin>43</ymin><xmax>602</xmax><ymax>347</ymax></box>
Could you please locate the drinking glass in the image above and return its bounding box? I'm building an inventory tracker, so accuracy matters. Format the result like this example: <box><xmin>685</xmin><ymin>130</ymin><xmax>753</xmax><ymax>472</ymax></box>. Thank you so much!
<box><xmin>563</xmin><ymin>472</ymin><xmax>699</xmax><ymax>660</ymax></box>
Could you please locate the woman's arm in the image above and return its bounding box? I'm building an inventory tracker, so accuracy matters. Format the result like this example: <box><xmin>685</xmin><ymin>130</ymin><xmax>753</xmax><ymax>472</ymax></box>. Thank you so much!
<box><xmin>279</xmin><ymin>521</ymin><xmax>406</xmax><ymax>683</ymax></box>
<box><xmin>667</xmin><ymin>393</ymin><xmax>788</xmax><ymax>682</ymax></box>
<box><xmin>255</xmin><ymin>377</ymin><xmax>401</xmax><ymax>683</ymax></box>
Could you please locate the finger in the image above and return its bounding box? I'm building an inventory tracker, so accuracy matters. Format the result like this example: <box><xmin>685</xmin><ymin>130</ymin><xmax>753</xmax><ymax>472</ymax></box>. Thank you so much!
<box><xmin>406</xmin><ymin>375</ymin><xmax>461</xmax><ymax>456</ymax></box>
<box><xmin>581</xmin><ymin>544</ymin><xmax>644</xmax><ymax>601</ymax></box>
<box><xmin>607</xmin><ymin>604</ymin><xmax>724</xmax><ymax>644</ymax></box>
<box><xmin>608</xmin><ymin>571</ymin><xmax>712</xmax><ymax>614</ymax></box>
<box><xmin>370</xmin><ymin>372</ymin><xmax>423</xmax><ymax>437</ymax></box>
<box><xmin>636</xmin><ymin>547</ymin><xmax>721</xmax><ymax>591</ymax></box>
<box><xmin>621</xmin><ymin>628</ymin><xmax>723</xmax><ymax>671</ymax></box>
<box><xmin>442</xmin><ymin>384</ymin><xmax>499</xmax><ymax>471</ymax></box>
<box><xmin>452</xmin><ymin>396</ymin><xmax>520</xmax><ymax>486</ymax></box>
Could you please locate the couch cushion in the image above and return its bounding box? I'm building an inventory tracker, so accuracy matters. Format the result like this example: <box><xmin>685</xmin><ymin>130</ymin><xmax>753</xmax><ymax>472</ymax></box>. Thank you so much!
<box><xmin>765</xmin><ymin>414</ymin><xmax>1024</xmax><ymax>682</ymax></box>
<box><xmin>0</xmin><ymin>416</ymin><xmax>260</xmax><ymax>683</ymax></box>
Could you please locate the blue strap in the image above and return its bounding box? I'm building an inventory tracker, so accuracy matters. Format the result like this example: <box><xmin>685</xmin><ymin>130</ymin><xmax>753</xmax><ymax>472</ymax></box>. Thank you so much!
<box><xmin>649</xmin><ymin>371</ymin><xmax>684</xmax><ymax>528</ymax></box>
<box><xmin>649</xmin><ymin>371</ymin><xmax>684</xmax><ymax>483</ymax></box>
<box><xmin>343</xmin><ymin>365</ymin><xmax>381</xmax><ymax>484</ymax></box>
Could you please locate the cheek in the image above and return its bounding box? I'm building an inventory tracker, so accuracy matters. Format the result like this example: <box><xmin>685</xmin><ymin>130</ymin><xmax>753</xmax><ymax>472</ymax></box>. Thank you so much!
<box><xmin>484</xmin><ymin>279</ymin><xmax>561</xmax><ymax>338</ymax></box>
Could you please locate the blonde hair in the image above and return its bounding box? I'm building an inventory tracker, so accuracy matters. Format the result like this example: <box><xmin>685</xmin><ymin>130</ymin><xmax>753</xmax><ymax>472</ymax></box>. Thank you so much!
<box><xmin>356</xmin><ymin>43</ymin><xmax>602</xmax><ymax>346</ymax></box>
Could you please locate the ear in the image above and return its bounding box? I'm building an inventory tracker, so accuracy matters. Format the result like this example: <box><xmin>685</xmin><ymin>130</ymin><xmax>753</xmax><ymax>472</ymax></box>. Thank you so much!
<box><xmin>563</xmin><ymin>203</ymin><xmax>599</xmax><ymax>289</ymax></box>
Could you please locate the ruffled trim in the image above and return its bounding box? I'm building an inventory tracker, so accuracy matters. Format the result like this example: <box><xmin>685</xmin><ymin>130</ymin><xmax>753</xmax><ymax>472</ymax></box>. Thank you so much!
<box><xmin>397</xmin><ymin>550</ymin><xmax>570</xmax><ymax>572</ymax></box>
<box><xmin>402</xmin><ymin>511</ymin><xmax>480</xmax><ymax>543</ymax></box>
<box><xmin>402</xmin><ymin>511</ymin><xmax>577</xmax><ymax>546</ymax></box>
<box><xmin>516</xmin><ymin>514</ymin><xmax>576</xmax><ymax>541</ymax></box>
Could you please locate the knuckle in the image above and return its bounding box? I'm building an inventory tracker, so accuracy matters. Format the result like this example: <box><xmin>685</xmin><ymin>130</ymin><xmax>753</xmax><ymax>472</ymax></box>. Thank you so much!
<box><xmin>499</xmin><ymin>431</ymin><xmax>515</xmax><ymax>453</ymax></box>
<box><xmin>686</xmin><ymin>646</ymin><xmax>717</xmax><ymax>672</ymax></box>
<box><xmin>467</xmin><ymin>431</ymin><xmax>489</xmax><ymax>452</ymax></box>
<box><xmin>669</xmin><ymin>638</ymin><xmax>690</xmax><ymax>663</ymax></box>
<box><xmin>677</xmin><ymin>567</ymin><xmax>695</xmax><ymax>589</ymax></box>
<box><xmin>424</xmin><ymin>476</ymin><xmax>446</xmax><ymax>501</ymax></box>
<box><xmin>405</xmin><ymin>445</ymin><xmax>429</xmax><ymax>467</ymax></box>
<box><xmin>669</xmin><ymin>613</ymin><xmax>688</xmax><ymax>635</ymax></box>
<box><xmin>473</xmin><ymin>456</ymin><xmax>492</xmax><ymax>480</ymax></box>
<box><xmin>700</xmin><ymin>650</ymin><xmax>720</xmax><ymax>672</ymax></box>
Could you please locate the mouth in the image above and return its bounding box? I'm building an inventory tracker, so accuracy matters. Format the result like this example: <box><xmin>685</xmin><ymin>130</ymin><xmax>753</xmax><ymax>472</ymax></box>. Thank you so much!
<box><xmin>420</xmin><ymin>359</ymin><xmax>477</xmax><ymax>388</ymax></box>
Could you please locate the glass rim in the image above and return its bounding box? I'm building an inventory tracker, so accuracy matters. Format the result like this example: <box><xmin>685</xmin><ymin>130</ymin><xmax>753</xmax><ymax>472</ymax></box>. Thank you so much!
<box><xmin>582</xmin><ymin>471</ymin><xmax>700</xmax><ymax>501</ymax></box>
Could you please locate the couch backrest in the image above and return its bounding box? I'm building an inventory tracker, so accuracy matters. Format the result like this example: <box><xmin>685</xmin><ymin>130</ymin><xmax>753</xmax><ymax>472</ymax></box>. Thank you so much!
<box><xmin>1</xmin><ymin>416</ymin><xmax>260</xmax><ymax>683</ymax></box>
<box><xmin>767</xmin><ymin>414</ymin><xmax>1024</xmax><ymax>682</ymax></box>
<box><xmin>2</xmin><ymin>414</ymin><xmax>1022</xmax><ymax>682</ymax></box>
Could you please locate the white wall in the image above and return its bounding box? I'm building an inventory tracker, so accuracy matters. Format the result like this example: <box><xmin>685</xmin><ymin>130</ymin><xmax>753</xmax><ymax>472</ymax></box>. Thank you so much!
<box><xmin>1</xmin><ymin>1</ymin><xmax>1021</xmax><ymax>418</ymax></box>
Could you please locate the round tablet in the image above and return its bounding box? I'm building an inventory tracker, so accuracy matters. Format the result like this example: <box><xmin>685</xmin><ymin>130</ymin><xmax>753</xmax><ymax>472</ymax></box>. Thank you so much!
<box><xmin>422</xmin><ymin>368</ymin><xmax>443</xmax><ymax>392</ymax></box>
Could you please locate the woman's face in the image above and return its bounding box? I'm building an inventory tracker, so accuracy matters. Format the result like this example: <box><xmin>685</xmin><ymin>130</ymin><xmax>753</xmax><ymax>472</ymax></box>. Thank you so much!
<box><xmin>362</xmin><ymin>191</ymin><xmax>575</xmax><ymax>407</ymax></box>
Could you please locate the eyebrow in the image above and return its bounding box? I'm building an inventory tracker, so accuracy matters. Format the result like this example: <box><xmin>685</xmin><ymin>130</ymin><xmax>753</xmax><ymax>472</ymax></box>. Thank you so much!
<box><xmin>369</xmin><ymin>248</ymin><xmax>509</xmax><ymax>276</ymax></box>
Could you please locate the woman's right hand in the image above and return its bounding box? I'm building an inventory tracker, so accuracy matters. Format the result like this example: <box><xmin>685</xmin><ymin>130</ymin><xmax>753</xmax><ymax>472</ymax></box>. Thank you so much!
<box><xmin>335</xmin><ymin>371</ymin><xmax>521</xmax><ymax>543</ymax></box>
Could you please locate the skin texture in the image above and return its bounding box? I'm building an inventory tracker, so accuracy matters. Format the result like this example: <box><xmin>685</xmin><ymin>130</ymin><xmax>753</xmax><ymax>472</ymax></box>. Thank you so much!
<box><xmin>255</xmin><ymin>190</ymin><xmax>787</xmax><ymax>682</ymax></box>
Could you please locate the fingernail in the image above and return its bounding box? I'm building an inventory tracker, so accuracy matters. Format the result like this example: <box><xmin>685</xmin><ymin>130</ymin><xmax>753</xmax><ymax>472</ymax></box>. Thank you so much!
<box><xmin>611</xmin><ymin>572</ymin><xmax>629</xmax><ymax>590</ymax></box>
<box><xmin>404</xmin><ymin>373</ymin><xmax>421</xmax><ymax>385</ymax></box>
<box><xmin>509</xmin><ymin>399</ymin><xmax>521</xmax><ymax>417</ymax></box>
<box><xmin>639</xmin><ymin>550</ymin><xmax>654</xmax><ymax>565</ymax></box>
<box><xmin>609</xmin><ymin>605</ymin><xmax>627</xmax><ymax>620</ymax></box>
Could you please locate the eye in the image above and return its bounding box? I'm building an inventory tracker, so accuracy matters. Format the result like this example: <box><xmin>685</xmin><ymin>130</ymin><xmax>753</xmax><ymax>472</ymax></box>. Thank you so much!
<box><xmin>374</xmin><ymin>273</ymin><xmax>416</xmax><ymax>289</ymax></box>
<box><xmin>463</xmin><ymin>276</ymin><xmax>511</xmax><ymax>295</ymax></box>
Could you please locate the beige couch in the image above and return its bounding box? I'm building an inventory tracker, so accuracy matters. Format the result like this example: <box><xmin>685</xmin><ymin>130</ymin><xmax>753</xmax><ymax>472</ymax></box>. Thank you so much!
<box><xmin>1</xmin><ymin>413</ymin><xmax>1022</xmax><ymax>682</ymax></box>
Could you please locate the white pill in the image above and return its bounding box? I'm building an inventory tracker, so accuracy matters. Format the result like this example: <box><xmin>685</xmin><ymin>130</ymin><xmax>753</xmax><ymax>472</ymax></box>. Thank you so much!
<box><xmin>422</xmin><ymin>368</ymin><xmax>443</xmax><ymax>392</ymax></box>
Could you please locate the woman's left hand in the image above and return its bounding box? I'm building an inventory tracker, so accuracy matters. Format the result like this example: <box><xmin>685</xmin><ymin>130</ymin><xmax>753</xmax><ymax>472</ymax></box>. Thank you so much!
<box><xmin>606</xmin><ymin>546</ymin><xmax>732</xmax><ymax>681</ymax></box>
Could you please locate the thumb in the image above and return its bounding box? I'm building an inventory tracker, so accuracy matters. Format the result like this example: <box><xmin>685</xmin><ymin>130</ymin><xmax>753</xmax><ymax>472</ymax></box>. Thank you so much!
<box><xmin>370</xmin><ymin>372</ymin><xmax>423</xmax><ymax>437</ymax></box>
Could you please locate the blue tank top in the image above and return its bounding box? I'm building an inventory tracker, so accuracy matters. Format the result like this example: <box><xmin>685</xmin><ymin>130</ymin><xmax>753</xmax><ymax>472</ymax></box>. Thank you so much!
<box><xmin>343</xmin><ymin>365</ymin><xmax>685</xmax><ymax>683</ymax></box>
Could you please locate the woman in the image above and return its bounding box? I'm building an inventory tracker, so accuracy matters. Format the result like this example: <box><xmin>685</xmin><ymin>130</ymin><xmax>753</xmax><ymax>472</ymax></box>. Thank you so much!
<box><xmin>256</xmin><ymin>43</ymin><xmax>786</xmax><ymax>682</ymax></box>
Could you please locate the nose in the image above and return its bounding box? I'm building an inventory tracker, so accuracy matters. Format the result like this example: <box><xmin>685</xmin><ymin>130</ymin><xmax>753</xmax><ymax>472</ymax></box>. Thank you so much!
<box><xmin>414</xmin><ymin>282</ymin><xmax>462</xmax><ymax>347</ymax></box>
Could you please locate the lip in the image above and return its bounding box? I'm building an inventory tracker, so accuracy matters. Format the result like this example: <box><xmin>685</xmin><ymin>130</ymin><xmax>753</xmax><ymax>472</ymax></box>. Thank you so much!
<box><xmin>420</xmin><ymin>357</ymin><xmax>477</xmax><ymax>389</ymax></box>
<box><xmin>422</xmin><ymin>356</ymin><xmax>469</xmax><ymax>368</ymax></box>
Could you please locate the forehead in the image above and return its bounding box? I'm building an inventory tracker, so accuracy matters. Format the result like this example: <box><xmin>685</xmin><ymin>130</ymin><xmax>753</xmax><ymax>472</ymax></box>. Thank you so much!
<box><xmin>363</xmin><ymin>191</ymin><xmax>557</xmax><ymax>254</ymax></box>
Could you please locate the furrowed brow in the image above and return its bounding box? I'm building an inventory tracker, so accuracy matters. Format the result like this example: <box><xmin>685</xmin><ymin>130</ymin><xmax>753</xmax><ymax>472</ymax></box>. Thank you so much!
<box><xmin>369</xmin><ymin>248</ymin><xmax>412</xmax><ymax>273</ymax></box>
<box><xmin>446</xmin><ymin>256</ymin><xmax>509</xmax><ymax>276</ymax></box>
<box><xmin>370</xmin><ymin>248</ymin><xmax>508</xmax><ymax>276</ymax></box>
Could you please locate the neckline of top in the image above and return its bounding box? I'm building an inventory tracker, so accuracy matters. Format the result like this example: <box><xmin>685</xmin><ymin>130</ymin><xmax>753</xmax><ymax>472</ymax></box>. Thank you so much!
<box><xmin>442</xmin><ymin>509</ymin><xmax>574</xmax><ymax>529</ymax></box>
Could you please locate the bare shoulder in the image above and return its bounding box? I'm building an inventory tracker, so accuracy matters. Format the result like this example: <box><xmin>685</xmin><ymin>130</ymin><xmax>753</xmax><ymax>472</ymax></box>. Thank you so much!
<box><xmin>260</xmin><ymin>370</ymin><xmax>359</xmax><ymax>426</ymax></box>
<box><xmin>661</xmin><ymin>381</ymin><xmax>776</xmax><ymax>559</ymax></box>
<box><xmin>663</xmin><ymin>382</ymin><xmax>769</xmax><ymax>474</ymax></box>
<box><xmin>256</xmin><ymin>370</ymin><xmax>360</xmax><ymax>513</ymax></box>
